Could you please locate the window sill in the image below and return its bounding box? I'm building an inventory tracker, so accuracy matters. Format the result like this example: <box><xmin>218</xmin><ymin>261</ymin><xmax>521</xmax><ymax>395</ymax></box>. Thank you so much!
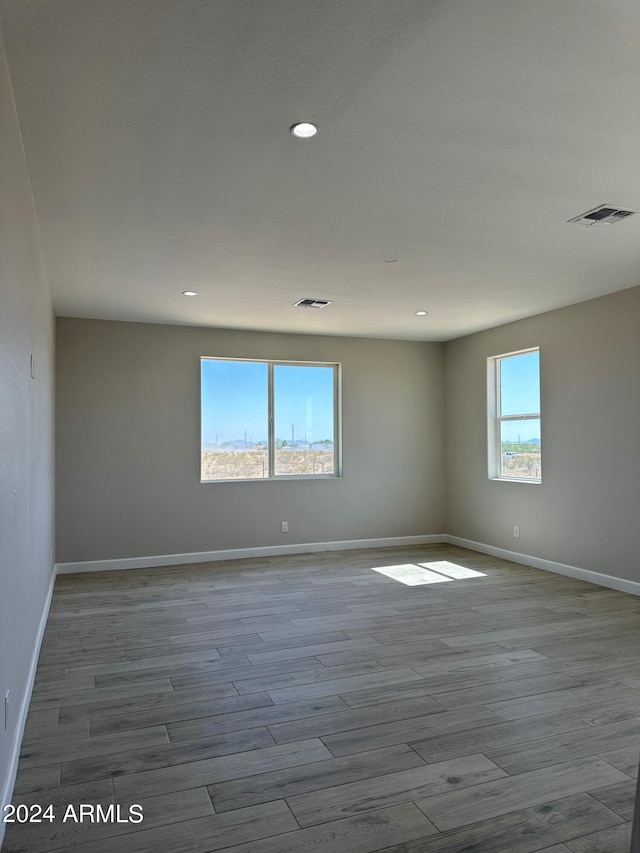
<box><xmin>489</xmin><ymin>477</ymin><xmax>541</xmax><ymax>485</ymax></box>
<box><xmin>201</xmin><ymin>475</ymin><xmax>341</xmax><ymax>484</ymax></box>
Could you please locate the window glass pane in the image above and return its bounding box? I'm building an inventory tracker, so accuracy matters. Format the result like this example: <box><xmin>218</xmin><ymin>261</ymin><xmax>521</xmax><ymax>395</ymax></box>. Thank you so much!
<box><xmin>201</xmin><ymin>360</ymin><xmax>268</xmax><ymax>480</ymax></box>
<box><xmin>274</xmin><ymin>364</ymin><xmax>335</xmax><ymax>476</ymax></box>
<box><xmin>500</xmin><ymin>418</ymin><xmax>541</xmax><ymax>479</ymax></box>
<box><xmin>499</xmin><ymin>351</ymin><xmax>540</xmax><ymax>416</ymax></box>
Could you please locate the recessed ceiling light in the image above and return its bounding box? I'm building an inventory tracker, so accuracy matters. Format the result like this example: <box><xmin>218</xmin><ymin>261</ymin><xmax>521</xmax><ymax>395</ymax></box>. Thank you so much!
<box><xmin>384</xmin><ymin>257</ymin><xmax>398</xmax><ymax>263</ymax></box>
<box><xmin>290</xmin><ymin>122</ymin><xmax>318</xmax><ymax>138</ymax></box>
<box><xmin>415</xmin><ymin>311</ymin><xmax>428</xmax><ymax>316</ymax></box>
<box><xmin>182</xmin><ymin>290</ymin><xmax>197</xmax><ymax>296</ymax></box>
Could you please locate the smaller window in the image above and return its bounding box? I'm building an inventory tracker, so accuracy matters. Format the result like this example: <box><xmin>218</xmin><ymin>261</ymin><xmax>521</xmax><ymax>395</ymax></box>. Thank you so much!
<box><xmin>488</xmin><ymin>348</ymin><xmax>541</xmax><ymax>482</ymax></box>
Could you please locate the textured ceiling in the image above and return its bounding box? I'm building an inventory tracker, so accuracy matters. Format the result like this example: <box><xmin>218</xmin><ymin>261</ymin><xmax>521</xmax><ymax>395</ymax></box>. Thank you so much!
<box><xmin>1</xmin><ymin>0</ymin><xmax>639</xmax><ymax>340</ymax></box>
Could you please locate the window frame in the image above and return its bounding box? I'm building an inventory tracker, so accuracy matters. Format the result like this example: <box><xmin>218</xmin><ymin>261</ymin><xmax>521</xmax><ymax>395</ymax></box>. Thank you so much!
<box><xmin>487</xmin><ymin>346</ymin><xmax>541</xmax><ymax>484</ymax></box>
<box><xmin>200</xmin><ymin>356</ymin><xmax>342</xmax><ymax>483</ymax></box>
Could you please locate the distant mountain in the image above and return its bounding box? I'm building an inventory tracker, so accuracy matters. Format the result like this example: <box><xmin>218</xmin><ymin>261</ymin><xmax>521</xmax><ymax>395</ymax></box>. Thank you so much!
<box><xmin>203</xmin><ymin>439</ymin><xmax>333</xmax><ymax>451</ymax></box>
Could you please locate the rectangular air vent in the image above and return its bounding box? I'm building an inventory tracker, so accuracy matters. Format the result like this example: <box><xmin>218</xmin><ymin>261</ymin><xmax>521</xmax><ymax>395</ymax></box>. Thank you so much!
<box><xmin>568</xmin><ymin>204</ymin><xmax>637</xmax><ymax>228</ymax></box>
<box><xmin>294</xmin><ymin>298</ymin><xmax>332</xmax><ymax>309</ymax></box>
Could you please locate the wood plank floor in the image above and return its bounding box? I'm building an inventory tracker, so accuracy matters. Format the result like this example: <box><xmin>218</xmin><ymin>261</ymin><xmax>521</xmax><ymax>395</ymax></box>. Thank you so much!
<box><xmin>3</xmin><ymin>544</ymin><xmax>640</xmax><ymax>853</ymax></box>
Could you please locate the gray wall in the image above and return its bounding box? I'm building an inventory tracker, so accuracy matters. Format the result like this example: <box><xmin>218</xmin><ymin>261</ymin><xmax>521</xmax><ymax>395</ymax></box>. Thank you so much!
<box><xmin>0</xmin><ymin>36</ymin><xmax>55</xmax><ymax>807</ymax></box>
<box><xmin>445</xmin><ymin>285</ymin><xmax>640</xmax><ymax>583</ymax></box>
<box><xmin>56</xmin><ymin>319</ymin><xmax>445</xmax><ymax>563</ymax></box>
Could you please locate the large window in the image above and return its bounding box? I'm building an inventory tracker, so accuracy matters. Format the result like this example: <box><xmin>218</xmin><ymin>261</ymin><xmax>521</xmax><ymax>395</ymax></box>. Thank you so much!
<box><xmin>201</xmin><ymin>358</ymin><xmax>340</xmax><ymax>482</ymax></box>
<box><xmin>488</xmin><ymin>348</ymin><xmax>541</xmax><ymax>482</ymax></box>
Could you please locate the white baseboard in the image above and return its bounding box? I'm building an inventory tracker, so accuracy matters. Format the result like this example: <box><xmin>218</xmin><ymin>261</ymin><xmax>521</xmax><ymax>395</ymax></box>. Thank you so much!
<box><xmin>443</xmin><ymin>535</ymin><xmax>640</xmax><ymax>597</ymax></box>
<box><xmin>55</xmin><ymin>535</ymin><xmax>446</xmax><ymax>574</ymax></box>
<box><xmin>57</xmin><ymin>535</ymin><xmax>640</xmax><ymax>598</ymax></box>
<box><xmin>1</xmin><ymin>565</ymin><xmax>57</xmax><ymax>842</ymax></box>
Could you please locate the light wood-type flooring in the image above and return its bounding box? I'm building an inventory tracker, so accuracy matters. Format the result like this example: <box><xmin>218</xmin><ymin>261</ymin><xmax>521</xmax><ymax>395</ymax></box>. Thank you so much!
<box><xmin>3</xmin><ymin>544</ymin><xmax>640</xmax><ymax>853</ymax></box>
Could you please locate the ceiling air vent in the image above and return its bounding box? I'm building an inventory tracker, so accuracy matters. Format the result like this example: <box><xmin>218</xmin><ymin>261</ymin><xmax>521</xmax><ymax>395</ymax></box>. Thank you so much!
<box><xmin>294</xmin><ymin>298</ymin><xmax>332</xmax><ymax>309</ymax></box>
<box><xmin>568</xmin><ymin>204</ymin><xmax>638</xmax><ymax>228</ymax></box>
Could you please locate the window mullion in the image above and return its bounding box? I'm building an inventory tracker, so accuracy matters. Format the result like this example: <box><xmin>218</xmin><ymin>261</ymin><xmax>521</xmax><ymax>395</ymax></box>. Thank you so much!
<box><xmin>268</xmin><ymin>362</ymin><xmax>275</xmax><ymax>478</ymax></box>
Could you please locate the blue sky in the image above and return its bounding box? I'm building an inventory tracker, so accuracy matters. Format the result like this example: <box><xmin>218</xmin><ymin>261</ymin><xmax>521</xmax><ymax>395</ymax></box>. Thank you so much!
<box><xmin>201</xmin><ymin>360</ymin><xmax>335</xmax><ymax>445</ymax></box>
<box><xmin>499</xmin><ymin>350</ymin><xmax>541</xmax><ymax>443</ymax></box>
<box><xmin>501</xmin><ymin>418</ymin><xmax>541</xmax><ymax>443</ymax></box>
<box><xmin>274</xmin><ymin>364</ymin><xmax>334</xmax><ymax>444</ymax></box>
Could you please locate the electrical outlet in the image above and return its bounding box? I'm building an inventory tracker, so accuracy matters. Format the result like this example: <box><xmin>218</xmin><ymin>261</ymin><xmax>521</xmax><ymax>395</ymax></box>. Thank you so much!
<box><xmin>281</xmin><ymin>521</ymin><xmax>288</xmax><ymax>533</ymax></box>
<box><xmin>513</xmin><ymin>526</ymin><xmax>520</xmax><ymax>538</ymax></box>
<box><xmin>4</xmin><ymin>691</ymin><xmax>9</xmax><ymax>730</ymax></box>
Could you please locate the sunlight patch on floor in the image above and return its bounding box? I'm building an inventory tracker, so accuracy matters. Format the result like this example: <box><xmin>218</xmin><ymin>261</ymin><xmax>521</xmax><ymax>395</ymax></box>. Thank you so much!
<box><xmin>372</xmin><ymin>564</ymin><xmax>453</xmax><ymax>586</ymax></box>
<box><xmin>371</xmin><ymin>561</ymin><xmax>487</xmax><ymax>586</ymax></box>
<box><xmin>419</xmin><ymin>561</ymin><xmax>487</xmax><ymax>580</ymax></box>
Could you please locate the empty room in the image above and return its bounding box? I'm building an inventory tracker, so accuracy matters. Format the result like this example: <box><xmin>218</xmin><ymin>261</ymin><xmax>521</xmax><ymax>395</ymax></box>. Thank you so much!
<box><xmin>2</xmin><ymin>1</ymin><xmax>640</xmax><ymax>852</ymax></box>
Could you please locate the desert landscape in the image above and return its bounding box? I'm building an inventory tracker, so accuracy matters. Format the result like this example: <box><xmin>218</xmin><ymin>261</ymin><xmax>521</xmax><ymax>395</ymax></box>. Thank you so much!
<box><xmin>201</xmin><ymin>447</ymin><xmax>335</xmax><ymax>480</ymax></box>
<box><xmin>501</xmin><ymin>448</ymin><xmax>541</xmax><ymax>479</ymax></box>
